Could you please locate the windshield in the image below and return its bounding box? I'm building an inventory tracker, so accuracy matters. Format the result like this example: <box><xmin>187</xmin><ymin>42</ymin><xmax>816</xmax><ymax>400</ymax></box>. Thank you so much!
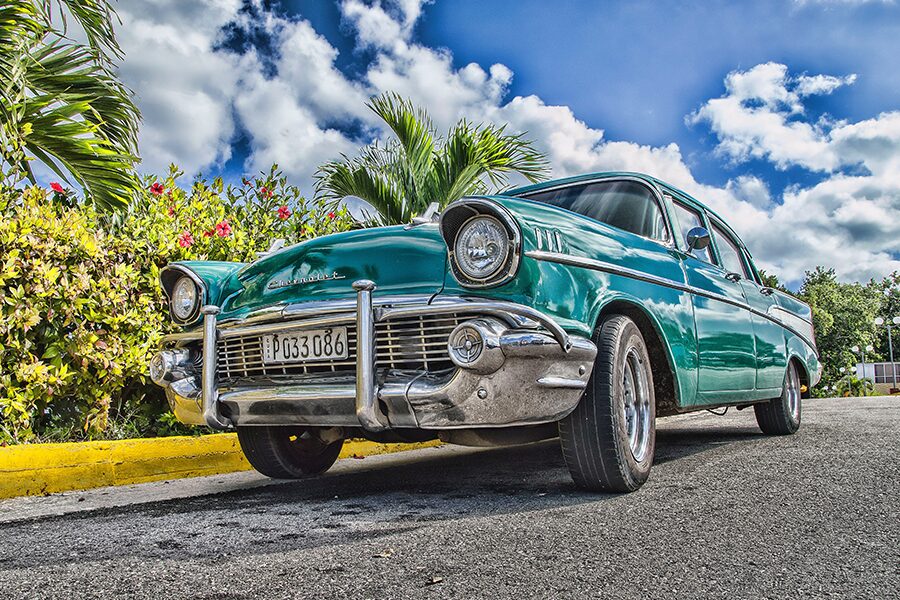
<box><xmin>519</xmin><ymin>180</ymin><xmax>668</xmax><ymax>242</ymax></box>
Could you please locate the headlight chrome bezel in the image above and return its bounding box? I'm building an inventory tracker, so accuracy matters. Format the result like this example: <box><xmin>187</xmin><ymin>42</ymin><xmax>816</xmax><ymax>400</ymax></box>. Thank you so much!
<box><xmin>440</xmin><ymin>199</ymin><xmax>522</xmax><ymax>288</ymax></box>
<box><xmin>161</xmin><ymin>266</ymin><xmax>206</xmax><ymax>325</ymax></box>
<box><xmin>171</xmin><ymin>276</ymin><xmax>199</xmax><ymax>322</ymax></box>
<box><xmin>453</xmin><ymin>214</ymin><xmax>511</xmax><ymax>282</ymax></box>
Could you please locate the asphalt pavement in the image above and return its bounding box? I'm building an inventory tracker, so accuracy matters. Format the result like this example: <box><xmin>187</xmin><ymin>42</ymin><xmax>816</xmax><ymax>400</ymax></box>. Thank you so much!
<box><xmin>0</xmin><ymin>396</ymin><xmax>897</xmax><ymax>599</ymax></box>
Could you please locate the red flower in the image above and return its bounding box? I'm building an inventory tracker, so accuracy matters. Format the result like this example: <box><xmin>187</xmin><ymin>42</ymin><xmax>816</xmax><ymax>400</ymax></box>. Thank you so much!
<box><xmin>277</xmin><ymin>205</ymin><xmax>291</xmax><ymax>220</ymax></box>
<box><xmin>327</xmin><ymin>211</ymin><xmax>336</xmax><ymax>220</ymax></box>
<box><xmin>215</xmin><ymin>220</ymin><xmax>232</xmax><ymax>237</ymax></box>
<box><xmin>150</xmin><ymin>182</ymin><xmax>165</xmax><ymax>196</ymax></box>
<box><xmin>260</xmin><ymin>186</ymin><xmax>272</xmax><ymax>198</ymax></box>
<box><xmin>50</xmin><ymin>182</ymin><xmax>65</xmax><ymax>194</ymax></box>
<box><xmin>203</xmin><ymin>230</ymin><xmax>214</xmax><ymax>238</ymax></box>
<box><xmin>177</xmin><ymin>231</ymin><xmax>194</xmax><ymax>248</ymax></box>
<box><xmin>242</xmin><ymin>177</ymin><xmax>251</xmax><ymax>186</ymax></box>
<box><xmin>167</xmin><ymin>206</ymin><xmax>175</xmax><ymax>217</ymax></box>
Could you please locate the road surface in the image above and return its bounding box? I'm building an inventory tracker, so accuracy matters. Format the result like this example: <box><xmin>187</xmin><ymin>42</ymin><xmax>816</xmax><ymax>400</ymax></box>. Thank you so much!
<box><xmin>0</xmin><ymin>396</ymin><xmax>897</xmax><ymax>599</ymax></box>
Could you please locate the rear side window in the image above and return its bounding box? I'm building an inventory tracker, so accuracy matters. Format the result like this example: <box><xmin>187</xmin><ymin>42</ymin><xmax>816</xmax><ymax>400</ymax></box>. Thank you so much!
<box><xmin>711</xmin><ymin>223</ymin><xmax>749</xmax><ymax>278</ymax></box>
<box><xmin>521</xmin><ymin>180</ymin><xmax>668</xmax><ymax>242</ymax></box>
<box><xmin>671</xmin><ymin>201</ymin><xmax>713</xmax><ymax>264</ymax></box>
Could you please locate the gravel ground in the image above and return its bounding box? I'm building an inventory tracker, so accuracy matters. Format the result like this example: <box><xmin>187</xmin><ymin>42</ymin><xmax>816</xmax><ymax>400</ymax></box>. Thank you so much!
<box><xmin>0</xmin><ymin>396</ymin><xmax>897</xmax><ymax>599</ymax></box>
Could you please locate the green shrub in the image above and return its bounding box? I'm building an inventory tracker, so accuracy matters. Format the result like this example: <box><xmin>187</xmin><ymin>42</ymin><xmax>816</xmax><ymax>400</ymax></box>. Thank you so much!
<box><xmin>0</xmin><ymin>165</ymin><xmax>354</xmax><ymax>443</ymax></box>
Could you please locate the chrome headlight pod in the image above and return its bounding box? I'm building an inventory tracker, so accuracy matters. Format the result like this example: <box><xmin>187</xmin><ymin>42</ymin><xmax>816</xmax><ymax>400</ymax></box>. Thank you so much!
<box><xmin>440</xmin><ymin>198</ymin><xmax>521</xmax><ymax>288</ymax></box>
<box><xmin>160</xmin><ymin>266</ymin><xmax>206</xmax><ymax>325</ymax></box>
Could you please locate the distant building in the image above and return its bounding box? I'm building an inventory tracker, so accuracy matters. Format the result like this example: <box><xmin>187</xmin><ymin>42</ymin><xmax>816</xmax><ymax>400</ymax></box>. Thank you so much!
<box><xmin>856</xmin><ymin>362</ymin><xmax>900</xmax><ymax>394</ymax></box>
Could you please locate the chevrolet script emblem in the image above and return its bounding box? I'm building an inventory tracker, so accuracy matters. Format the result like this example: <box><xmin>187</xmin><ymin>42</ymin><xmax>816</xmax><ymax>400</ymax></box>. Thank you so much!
<box><xmin>267</xmin><ymin>271</ymin><xmax>346</xmax><ymax>290</ymax></box>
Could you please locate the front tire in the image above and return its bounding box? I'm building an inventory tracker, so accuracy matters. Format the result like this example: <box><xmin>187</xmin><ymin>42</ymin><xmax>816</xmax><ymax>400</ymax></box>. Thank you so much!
<box><xmin>237</xmin><ymin>426</ymin><xmax>344</xmax><ymax>479</ymax></box>
<box><xmin>754</xmin><ymin>361</ymin><xmax>802</xmax><ymax>435</ymax></box>
<box><xmin>559</xmin><ymin>315</ymin><xmax>656</xmax><ymax>493</ymax></box>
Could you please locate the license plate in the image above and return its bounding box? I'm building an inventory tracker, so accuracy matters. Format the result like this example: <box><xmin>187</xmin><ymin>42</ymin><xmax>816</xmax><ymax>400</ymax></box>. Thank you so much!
<box><xmin>261</xmin><ymin>327</ymin><xmax>349</xmax><ymax>364</ymax></box>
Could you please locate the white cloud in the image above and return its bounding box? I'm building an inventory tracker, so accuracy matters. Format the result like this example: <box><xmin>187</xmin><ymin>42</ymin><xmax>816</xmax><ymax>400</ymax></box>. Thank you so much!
<box><xmin>116</xmin><ymin>3</ymin><xmax>899</xmax><ymax>284</ymax></box>
<box><xmin>116</xmin><ymin>0</ymin><xmax>245</xmax><ymax>176</ymax></box>
<box><xmin>686</xmin><ymin>62</ymin><xmax>859</xmax><ymax>171</ymax></box>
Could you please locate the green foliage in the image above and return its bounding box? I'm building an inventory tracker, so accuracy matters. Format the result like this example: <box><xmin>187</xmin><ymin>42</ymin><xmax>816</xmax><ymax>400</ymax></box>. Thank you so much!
<box><xmin>315</xmin><ymin>92</ymin><xmax>550</xmax><ymax>225</ymax></box>
<box><xmin>797</xmin><ymin>267</ymin><xmax>891</xmax><ymax>396</ymax></box>
<box><xmin>0</xmin><ymin>166</ymin><xmax>353</xmax><ymax>443</ymax></box>
<box><xmin>834</xmin><ymin>374</ymin><xmax>875</xmax><ymax>398</ymax></box>
<box><xmin>0</xmin><ymin>0</ymin><xmax>140</xmax><ymax>210</ymax></box>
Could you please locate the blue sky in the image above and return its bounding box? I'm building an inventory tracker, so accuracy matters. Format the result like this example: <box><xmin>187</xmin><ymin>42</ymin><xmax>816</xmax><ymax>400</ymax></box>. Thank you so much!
<box><xmin>110</xmin><ymin>0</ymin><xmax>900</xmax><ymax>285</ymax></box>
<box><xmin>277</xmin><ymin>0</ymin><xmax>900</xmax><ymax>197</ymax></box>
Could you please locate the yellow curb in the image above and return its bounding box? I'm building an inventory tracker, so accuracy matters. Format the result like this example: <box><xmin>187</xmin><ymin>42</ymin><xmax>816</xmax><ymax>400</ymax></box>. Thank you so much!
<box><xmin>0</xmin><ymin>435</ymin><xmax>441</xmax><ymax>500</ymax></box>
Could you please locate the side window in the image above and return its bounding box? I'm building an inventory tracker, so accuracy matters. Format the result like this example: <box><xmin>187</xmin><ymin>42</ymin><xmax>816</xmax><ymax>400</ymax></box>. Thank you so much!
<box><xmin>522</xmin><ymin>180</ymin><xmax>669</xmax><ymax>242</ymax></box>
<box><xmin>671</xmin><ymin>201</ymin><xmax>713</xmax><ymax>264</ymax></box>
<box><xmin>711</xmin><ymin>223</ymin><xmax>749</xmax><ymax>278</ymax></box>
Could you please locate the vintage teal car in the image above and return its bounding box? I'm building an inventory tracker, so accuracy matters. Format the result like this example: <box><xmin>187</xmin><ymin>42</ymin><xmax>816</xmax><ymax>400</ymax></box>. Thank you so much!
<box><xmin>150</xmin><ymin>172</ymin><xmax>820</xmax><ymax>492</ymax></box>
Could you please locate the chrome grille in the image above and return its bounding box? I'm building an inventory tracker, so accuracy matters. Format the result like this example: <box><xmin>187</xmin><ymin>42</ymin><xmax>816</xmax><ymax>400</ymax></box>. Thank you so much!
<box><xmin>217</xmin><ymin>314</ymin><xmax>463</xmax><ymax>381</ymax></box>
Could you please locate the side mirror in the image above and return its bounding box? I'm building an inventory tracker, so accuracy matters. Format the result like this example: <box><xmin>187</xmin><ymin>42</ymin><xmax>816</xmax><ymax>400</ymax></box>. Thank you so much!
<box><xmin>686</xmin><ymin>226</ymin><xmax>711</xmax><ymax>251</ymax></box>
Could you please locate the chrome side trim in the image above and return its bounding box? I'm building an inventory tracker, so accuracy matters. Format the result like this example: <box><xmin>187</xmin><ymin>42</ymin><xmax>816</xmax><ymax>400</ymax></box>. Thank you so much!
<box><xmin>201</xmin><ymin>305</ymin><xmax>230</xmax><ymax>429</ymax></box>
<box><xmin>526</xmin><ymin>249</ymin><xmax>818</xmax><ymax>355</ymax></box>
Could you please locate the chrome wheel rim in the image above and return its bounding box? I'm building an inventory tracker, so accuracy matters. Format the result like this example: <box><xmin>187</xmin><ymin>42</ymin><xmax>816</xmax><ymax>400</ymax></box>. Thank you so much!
<box><xmin>623</xmin><ymin>347</ymin><xmax>651</xmax><ymax>462</ymax></box>
<box><xmin>786</xmin><ymin>365</ymin><xmax>801</xmax><ymax>422</ymax></box>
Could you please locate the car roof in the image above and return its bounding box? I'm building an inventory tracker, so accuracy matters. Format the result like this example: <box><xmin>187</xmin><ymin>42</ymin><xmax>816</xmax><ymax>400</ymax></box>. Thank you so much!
<box><xmin>504</xmin><ymin>171</ymin><xmax>749</xmax><ymax>252</ymax></box>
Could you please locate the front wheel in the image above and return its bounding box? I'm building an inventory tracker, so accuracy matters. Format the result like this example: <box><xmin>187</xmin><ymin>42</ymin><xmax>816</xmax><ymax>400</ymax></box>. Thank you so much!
<box><xmin>237</xmin><ymin>426</ymin><xmax>344</xmax><ymax>479</ymax></box>
<box><xmin>754</xmin><ymin>361</ymin><xmax>802</xmax><ymax>435</ymax></box>
<box><xmin>559</xmin><ymin>315</ymin><xmax>656</xmax><ymax>493</ymax></box>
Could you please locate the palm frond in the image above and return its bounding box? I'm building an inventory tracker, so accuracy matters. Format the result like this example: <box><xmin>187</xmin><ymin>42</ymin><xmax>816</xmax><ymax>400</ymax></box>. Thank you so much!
<box><xmin>43</xmin><ymin>0</ymin><xmax>122</xmax><ymax>60</ymax></box>
<box><xmin>315</xmin><ymin>93</ymin><xmax>549</xmax><ymax>225</ymax></box>
<box><xmin>367</xmin><ymin>92</ymin><xmax>434</xmax><ymax>205</ymax></box>
<box><xmin>0</xmin><ymin>1</ymin><xmax>140</xmax><ymax>210</ymax></box>
<box><xmin>315</xmin><ymin>155</ymin><xmax>409</xmax><ymax>225</ymax></box>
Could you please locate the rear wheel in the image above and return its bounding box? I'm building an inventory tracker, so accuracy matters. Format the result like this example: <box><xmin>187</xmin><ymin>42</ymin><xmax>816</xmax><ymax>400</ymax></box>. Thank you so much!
<box><xmin>559</xmin><ymin>315</ymin><xmax>656</xmax><ymax>492</ymax></box>
<box><xmin>755</xmin><ymin>361</ymin><xmax>802</xmax><ymax>435</ymax></box>
<box><xmin>237</xmin><ymin>426</ymin><xmax>344</xmax><ymax>479</ymax></box>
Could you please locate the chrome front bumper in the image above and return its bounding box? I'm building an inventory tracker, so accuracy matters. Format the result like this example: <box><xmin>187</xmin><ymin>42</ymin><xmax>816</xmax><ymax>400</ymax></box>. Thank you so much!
<box><xmin>153</xmin><ymin>280</ymin><xmax>597</xmax><ymax>431</ymax></box>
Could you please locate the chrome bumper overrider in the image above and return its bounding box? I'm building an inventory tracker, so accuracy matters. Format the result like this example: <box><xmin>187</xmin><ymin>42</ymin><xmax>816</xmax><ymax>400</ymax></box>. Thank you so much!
<box><xmin>152</xmin><ymin>281</ymin><xmax>597</xmax><ymax>431</ymax></box>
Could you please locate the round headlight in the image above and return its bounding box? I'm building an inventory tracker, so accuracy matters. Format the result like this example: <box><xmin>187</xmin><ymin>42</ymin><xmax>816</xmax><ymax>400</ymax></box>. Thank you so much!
<box><xmin>171</xmin><ymin>276</ymin><xmax>199</xmax><ymax>321</ymax></box>
<box><xmin>454</xmin><ymin>216</ymin><xmax>510</xmax><ymax>281</ymax></box>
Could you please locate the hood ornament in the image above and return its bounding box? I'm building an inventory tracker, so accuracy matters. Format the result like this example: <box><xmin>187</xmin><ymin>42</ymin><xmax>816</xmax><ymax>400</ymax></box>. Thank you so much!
<box><xmin>267</xmin><ymin>271</ymin><xmax>346</xmax><ymax>290</ymax></box>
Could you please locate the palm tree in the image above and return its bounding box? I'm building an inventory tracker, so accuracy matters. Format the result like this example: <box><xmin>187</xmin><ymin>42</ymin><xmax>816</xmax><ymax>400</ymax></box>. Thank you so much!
<box><xmin>1</xmin><ymin>0</ymin><xmax>140</xmax><ymax>210</ymax></box>
<box><xmin>315</xmin><ymin>92</ymin><xmax>549</xmax><ymax>225</ymax></box>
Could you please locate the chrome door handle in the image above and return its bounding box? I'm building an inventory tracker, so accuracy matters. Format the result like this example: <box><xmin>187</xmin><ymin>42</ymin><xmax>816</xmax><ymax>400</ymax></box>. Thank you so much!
<box><xmin>725</xmin><ymin>272</ymin><xmax>741</xmax><ymax>283</ymax></box>
<box><xmin>760</xmin><ymin>287</ymin><xmax>775</xmax><ymax>296</ymax></box>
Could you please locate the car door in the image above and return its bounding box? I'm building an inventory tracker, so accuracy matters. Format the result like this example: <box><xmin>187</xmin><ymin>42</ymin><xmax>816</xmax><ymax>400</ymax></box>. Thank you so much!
<box><xmin>670</xmin><ymin>199</ymin><xmax>757</xmax><ymax>398</ymax></box>
<box><xmin>735</xmin><ymin>248</ymin><xmax>787</xmax><ymax>395</ymax></box>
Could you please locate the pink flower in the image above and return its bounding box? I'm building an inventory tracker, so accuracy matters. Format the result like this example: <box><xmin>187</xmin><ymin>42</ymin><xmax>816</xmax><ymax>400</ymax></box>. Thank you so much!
<box><xmin>150</xmin><ymin>182</ymin><xmax>165</xmax><ymax>196</ymax></box>
<box><xmin>215</xmin><ymin>220</ymin><xmax>232</xmax><ymax>237</ymax></box>
<box><xmin>50</xmin><ymin>182</ymin><xmax>65</xmax><ymax>194</ymax></box>
<box><xmin>277</xmin><ymin>205</ymin><xmax>291</xmax><ymax>220</ymax></box>
<box><xmin>260</xmin><ymin>186</ymin><xmax>272</xmax><ymax>198</ymax></box>
<box><xmin>177</xmin><ymin>231</ymin><xmax>194</xmax><ymax>248</ymax></box>
<box><xmin>327</xmin><ymin>211</ymin><xmax>336</xmax><ymax>220</ymax></box>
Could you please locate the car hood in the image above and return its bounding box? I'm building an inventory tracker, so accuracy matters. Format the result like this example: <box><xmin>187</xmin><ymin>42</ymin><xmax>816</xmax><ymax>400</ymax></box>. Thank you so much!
<box><xmin>222</xmin><ymin>224</ymin><xmax>448</xmax><ymax>316</ymax></box>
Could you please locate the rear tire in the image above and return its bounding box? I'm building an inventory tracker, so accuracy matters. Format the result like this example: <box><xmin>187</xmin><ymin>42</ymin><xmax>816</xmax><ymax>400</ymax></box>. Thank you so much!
<box><xmin>559</xmin><ymin>315</ymin><xmax>656</xmax><ymax>493</ymax></box>
<box><xmin>237</xmin><ymin>426</ymin><xmax>344</xmax><ymax>479</ymax></box>
<box><xmin>755</xmin><ymin>361</ymin><xmax>802</xmax><ymax>435</ymax></box>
